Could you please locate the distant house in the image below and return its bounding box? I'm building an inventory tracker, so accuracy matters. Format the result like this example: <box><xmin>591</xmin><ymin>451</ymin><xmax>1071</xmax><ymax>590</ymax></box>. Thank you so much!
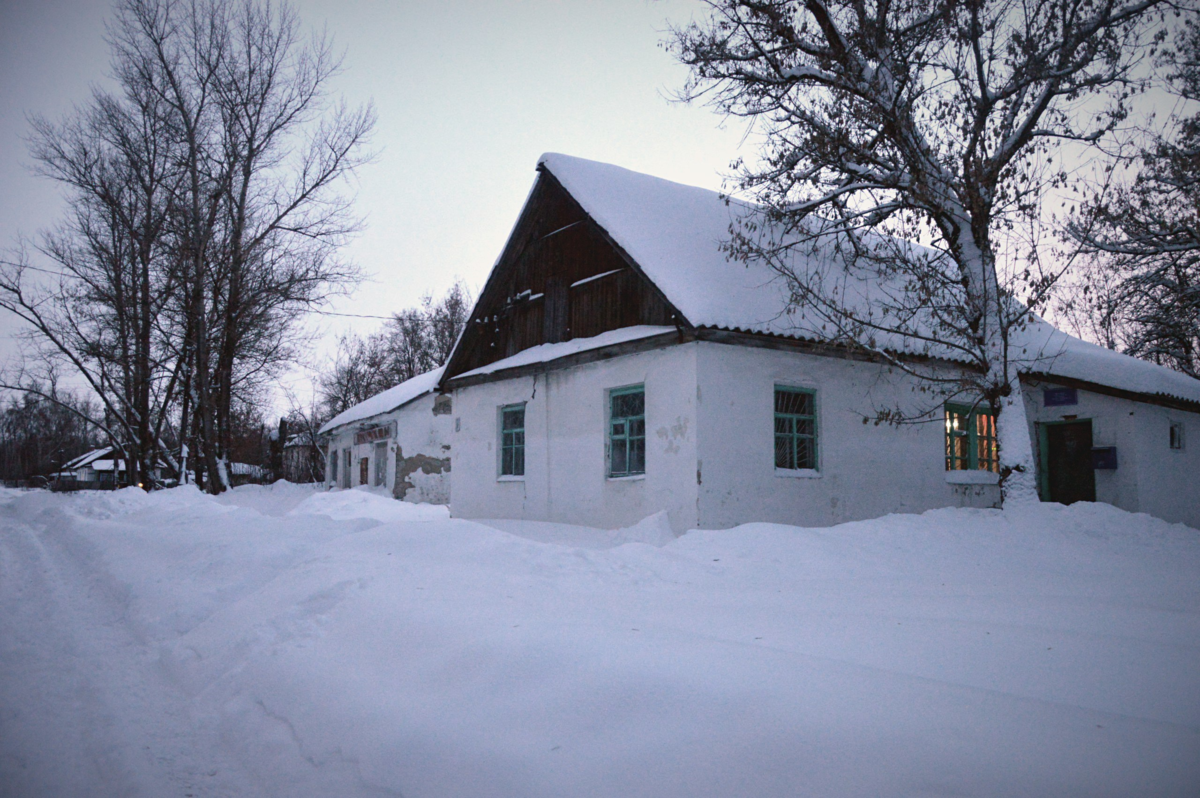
<box><xmin>229</xmin><ymin>462</ymin><xmax>268</xmax><ymax>486</ymax></box>
<box><xmin>57</xmin><ymin>447</ymin><xmax>165</xmax><ymax>490</ymax></box>
<box><xmin>437</xmin><ymin>154</ymin><xmax>1200</xmax><ymax>532</ymax></box>
<box><xmin>319</xmin><ymin>367</ymin><xmax>452</xmax><ymax>504</ymax></box>
<box><xmin>281</xmin><ymin>431</ymin><xmax>323</xmax><ymax>483</ymax></box>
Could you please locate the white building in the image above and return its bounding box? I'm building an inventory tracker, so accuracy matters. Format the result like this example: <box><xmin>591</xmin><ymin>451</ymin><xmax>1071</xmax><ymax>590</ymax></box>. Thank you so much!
<box><xmin>439</xmin><ymin>154</ymin><xmax>1200</xmax><ymax>532</ymax></box>
<box><xmin>319</xmin><ymin>367</ymin><xmax>452</xmax><ymax>504</ymax></box>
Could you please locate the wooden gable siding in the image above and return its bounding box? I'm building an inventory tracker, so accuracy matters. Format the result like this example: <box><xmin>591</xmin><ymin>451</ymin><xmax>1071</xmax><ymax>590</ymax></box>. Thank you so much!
<box><xmin>445</xmin><ymin>171</ymin><xmax>678</xmax><ymax>379</ymax></box>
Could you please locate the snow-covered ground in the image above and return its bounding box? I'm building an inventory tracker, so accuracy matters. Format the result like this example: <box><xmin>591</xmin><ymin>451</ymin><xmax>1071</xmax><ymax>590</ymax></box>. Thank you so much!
<box><xmin>1</xmin><ymin>484</ymin><xmax>1198</xmax><ymax>797</ymax></box>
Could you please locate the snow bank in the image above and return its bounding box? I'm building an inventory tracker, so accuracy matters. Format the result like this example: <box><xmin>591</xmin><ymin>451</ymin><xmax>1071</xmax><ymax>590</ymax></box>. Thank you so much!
<box><xmin>479</xmin><ymin>509</ymin><xmax>677</xmax><ymax>549</ymax></box>
<box><xmin>2</xmin><ymin>485</ymin><xmax>1198</xmax><ymax>796</ymax></box>
<box><xmin>288</xmin><ymin>485</ymin><xmax>450</xmax><ymax>523</ymax></box>
<box><xmin>215</xmin><ymin>479</ymin><xmax>324</xmax><ymax>517</ymax></box>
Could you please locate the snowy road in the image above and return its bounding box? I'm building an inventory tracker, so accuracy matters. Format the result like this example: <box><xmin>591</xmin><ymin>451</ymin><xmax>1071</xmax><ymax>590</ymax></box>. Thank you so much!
<box><xmin>2</xmin><ymin>484</ymin><xmax>1199</xmax><ymax>797</ymax></box>
<box><xmin>0</xmin><ymin>500</ymin><xmax>259</xmax><ymax>796</ymax></box>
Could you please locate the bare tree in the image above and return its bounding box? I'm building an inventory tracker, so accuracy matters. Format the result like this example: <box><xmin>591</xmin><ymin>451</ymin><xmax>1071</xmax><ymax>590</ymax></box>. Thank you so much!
<box><xmin>2</xmin><ymin>41</ymin><xmax>187</xmax><ymax>486</ymax></box>
<box><xmin>3</xmin><ymin>0</ymin><xmax>373</xmax><ymax>494</ymax></box>
<box><xmin>204</xmin><ymin>0</ymin><xmax>373</xmax><ymax>487</ymax></box>
<box><xmin>1068</xmin><ymin>13</ymin><xmax>1200</xmax><ymax>378</ymax></box>
<box><xmin>668</xmin><ymin>0</ymin><xmax>1168</xmax><ymax>502</ymax></box>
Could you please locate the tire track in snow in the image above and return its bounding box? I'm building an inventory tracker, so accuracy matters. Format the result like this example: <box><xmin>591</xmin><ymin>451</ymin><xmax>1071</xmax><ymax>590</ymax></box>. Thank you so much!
<box><xmin>0</xmin><ymin>508</ymin><xmax>252</xmax><ymax>797</ymax></box>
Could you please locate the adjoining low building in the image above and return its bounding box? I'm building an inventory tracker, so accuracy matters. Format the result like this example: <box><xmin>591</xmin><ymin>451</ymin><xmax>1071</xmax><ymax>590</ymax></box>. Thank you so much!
<box><xmin>318</xmin><ymin>367</ymin><xmax>452</xmax><ymax>504</ymax></box>
<box><xmin>438</xmin><ymin>154</ymin><xmax>1200</xmax><ymax>532</ymax></box>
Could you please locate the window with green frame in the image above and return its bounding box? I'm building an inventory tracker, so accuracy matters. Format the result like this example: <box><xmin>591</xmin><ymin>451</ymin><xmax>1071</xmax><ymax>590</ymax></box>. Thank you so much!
<box><xmin>500</xmin><ymin>404</ymin><xmax>525</xmax><ymax>476</ymax></box>
<box><xmin>609</xmin><ymin>385</ymin><xmax>645</xmax><ymax>477</ymax></box>
<box><xmin>775</xmin><ymin>386</ymin><xmax>817</xmax><ymax>470</ymax></box>
<box><xmin>944</xmin><ymin>403</ymin><xmax>998</xmax><ymax>472</ymax></box>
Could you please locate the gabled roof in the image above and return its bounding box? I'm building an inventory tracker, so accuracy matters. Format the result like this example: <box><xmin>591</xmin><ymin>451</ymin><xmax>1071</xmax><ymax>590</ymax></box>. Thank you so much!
<box><xmin>63</xmin><ymin>447</ymin><xmax>116</xmax><ymax>470</ymax></box>
<box><xmin>319</xmin><ymin>367</ymin><xmax>445</xmax><ymax>437</ymax></box>
<box><xmin>532</xmin><ymin>153</ymin><xmax>1200</xmax><ymax>408</ymax></box>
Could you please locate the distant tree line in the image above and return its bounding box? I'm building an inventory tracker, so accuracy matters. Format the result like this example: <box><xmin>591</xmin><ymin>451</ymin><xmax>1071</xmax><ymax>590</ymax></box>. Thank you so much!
<box><xmin>317</xmin><ymin>282</ymin><xmax>471</xmax><ymax>418</ymax></box>
<box><xmin>257</xmin><ymin>282</ymin><xmax>468</xmax><ymax>486</ymax></box>
<box><xmin>0</xmin><ymin>0</ymin><xmax>374</xmax><ymax>493</ymax></box>
<box><xmin>0</xmin><ymin>389</ymin><xmax>102</xmax><ymax>484</ymax></box>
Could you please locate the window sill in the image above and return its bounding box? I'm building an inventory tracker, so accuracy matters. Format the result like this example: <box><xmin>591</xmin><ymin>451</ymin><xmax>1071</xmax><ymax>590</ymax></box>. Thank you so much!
<box><xmin>607</xmin><ymin>473</ymin><xmax>645</xmax><ymax>482</ymax></box>
<box><xmin>497</xmin><ymin>475</ymin><xmax>525</xmax><ymax>483</ymax></box>
<box><xmin>776</xmin><ymin>468</ymin><xmax>821</xmax><ymax>479</ymax></box>
<box><xmin>945</xmin><ymin>470</ymin><xmax>999</xmax><ymax>485</ymax></box>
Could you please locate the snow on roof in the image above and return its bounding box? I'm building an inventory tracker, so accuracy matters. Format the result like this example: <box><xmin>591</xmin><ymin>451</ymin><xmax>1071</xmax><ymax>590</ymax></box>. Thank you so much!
<box><xmin>319</xmin><ymin>366</ymin><xmax>445</xmax><ymax>436</ymax></box>
<box><xmin>456</xmin><ymin>326</ymin><xmax>676</xmax><ymax>380</ymax></box>
<box><xmin>538</xmin><ymin>153</ymin><xmax>1200</xmax><ymax>407</ymax></box>
<box><xmin>64</xmin><ymin>447</ymin><xmax>115</xmax><ymax>470</ymax></box>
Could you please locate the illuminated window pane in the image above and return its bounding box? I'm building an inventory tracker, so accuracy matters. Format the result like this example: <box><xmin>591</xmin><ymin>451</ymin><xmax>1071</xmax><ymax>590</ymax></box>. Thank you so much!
<box><xmin>944</xmin><ymin>404</ymin><xmax>998</xmax><ymax>472</ymax></box>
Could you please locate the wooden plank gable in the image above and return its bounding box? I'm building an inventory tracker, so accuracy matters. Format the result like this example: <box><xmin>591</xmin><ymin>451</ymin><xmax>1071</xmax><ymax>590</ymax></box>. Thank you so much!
<box><xmin>443</xmin><ymin>168</ymin><xmax>686</xmax><ymax>380</ymax></box>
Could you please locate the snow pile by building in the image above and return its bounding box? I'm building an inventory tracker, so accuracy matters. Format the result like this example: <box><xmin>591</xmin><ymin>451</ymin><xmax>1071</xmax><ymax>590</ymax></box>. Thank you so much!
<box><xmin>1</xmin><ymin>483</ymin><xmax>1198</xmax><ymax>796</ymax></box>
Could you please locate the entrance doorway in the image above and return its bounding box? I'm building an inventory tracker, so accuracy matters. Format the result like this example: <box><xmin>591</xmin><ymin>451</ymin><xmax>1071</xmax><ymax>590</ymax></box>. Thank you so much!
<box><xmin>374</xmin><ymin>442</ymin><xmax>388</xmax><ymax>487</ymax></box>
<box><xmin>1042</xmin><ymin>420</ymin><xmax>1096</xmax><ymax>504</ymax></box>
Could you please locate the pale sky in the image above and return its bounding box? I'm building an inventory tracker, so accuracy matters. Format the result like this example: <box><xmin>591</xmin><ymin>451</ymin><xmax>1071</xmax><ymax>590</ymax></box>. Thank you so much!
<box><xmin>0</xmin><ymin>0</ymin><xmax>748</xmax><ymax>409</ymax></box>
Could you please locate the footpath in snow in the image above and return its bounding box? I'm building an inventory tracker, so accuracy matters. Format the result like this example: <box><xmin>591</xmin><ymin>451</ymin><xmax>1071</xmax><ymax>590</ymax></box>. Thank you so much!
<box><xmin>1</xmin><ymin>483</ymin><xmax>1198</xmax><ymax>797</ymax></box>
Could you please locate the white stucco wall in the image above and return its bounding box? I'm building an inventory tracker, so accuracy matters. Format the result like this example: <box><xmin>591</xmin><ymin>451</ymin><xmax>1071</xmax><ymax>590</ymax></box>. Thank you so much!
<box><xmin>450</xmin><ymin>344</ymin><xmax>700</xmax><ymax>532</ymax></box>
<box><xmin>693</xmin><ymin>341</ymin><xmax>998</xmax><ymax>529</ymax></box>
<box><xmin>449</xmin><ymin>340</ymin><xmax>1199</xmax><ymax>533</ymax></box>
<box><xmin>323</xmin><ymin>392</ymin><xmax>452</xmax><ymax>504</ymax></box>
<box><xmin>1024</xmin><ymin>379</ymin><xmax>1200</xmax><ymax>528</ymax></box>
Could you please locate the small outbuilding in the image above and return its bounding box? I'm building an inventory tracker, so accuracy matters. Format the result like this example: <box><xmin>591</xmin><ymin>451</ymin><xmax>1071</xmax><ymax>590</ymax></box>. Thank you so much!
<box><xmin>319</xmin><ymin>367</ymin><xmax>452</xmax><ymax>504</ymax></box>
<box><xmin>438</xmin><ymin>154</ymin><xmax>1200</xmax><ymax>532</ymax></box>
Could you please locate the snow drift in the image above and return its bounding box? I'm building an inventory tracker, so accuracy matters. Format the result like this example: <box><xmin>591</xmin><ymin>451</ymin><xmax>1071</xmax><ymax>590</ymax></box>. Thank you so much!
<box><xmin>1</xmin><ymin>483</ymin><xmax>1198</xmax><ymax>796</ymax></box>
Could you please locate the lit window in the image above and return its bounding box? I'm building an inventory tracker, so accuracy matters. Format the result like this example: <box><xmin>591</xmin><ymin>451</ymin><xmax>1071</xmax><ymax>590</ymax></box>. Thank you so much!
<box><xmin>609</xmin><ymin>386</ymin><xmax>645</xmax><ymax>477</ymax></box>
<box><xmin>1170</xmin><ymin>421</ymin><xmax>1185</xmax><ymax>451</ymax></box>
<box><xmin>500</xmin><ymin>404</ymin><xmax>525</xmax><ymax>476</ymax></box>
<box><xmin>775</xmin><ymin>387</ymin><xmax>817</xmax><ymax>470</ymax></box>
<box><xmin>945</xmin><ymin>403</ymin><xmax>998</xmax><ymax>472</ymax></box>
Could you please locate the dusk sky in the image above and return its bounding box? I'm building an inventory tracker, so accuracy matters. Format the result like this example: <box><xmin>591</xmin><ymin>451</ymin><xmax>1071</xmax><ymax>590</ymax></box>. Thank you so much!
<box><xmin>0</xmin><ymin>0</ymin><xmax>748</xmax><ymax>405</ymax></box>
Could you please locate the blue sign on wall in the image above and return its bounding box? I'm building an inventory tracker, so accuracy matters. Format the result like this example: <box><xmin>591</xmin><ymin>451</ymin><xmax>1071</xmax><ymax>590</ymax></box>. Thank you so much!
<box><xmin>1091</xmin><ymin>447</ymin><xmax>1118</xmax><ymax>470</ymax></box>
<box><xmin>1044</xmin><ymin>387</ymin><xmax>1079</xmax><ymax>407</ymax></box>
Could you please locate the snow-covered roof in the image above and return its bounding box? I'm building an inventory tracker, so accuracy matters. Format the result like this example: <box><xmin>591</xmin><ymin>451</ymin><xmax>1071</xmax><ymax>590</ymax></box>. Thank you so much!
<box><xmin>319</xmin><ymin>366</ymin><xmax>445</xmax><ymax>436</ymax></box>
<box><xmin>537</xmin><ymin>153</ymin><xmax>1200</xmax><ymax>407</ymax></box>
<box><xmin>456</xmin><ymin>326</ymin><xmax>676</xmax><ymax>380</ymax></box>
<box><xmin>63</xmin><ymin>447</ymin><xmax>115</xmax><ymax>470</ymax></box>
<box><xmin>284</xmin><ymin>431</ymin><xmax>317</xmax><ymax>448</ymax></box>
